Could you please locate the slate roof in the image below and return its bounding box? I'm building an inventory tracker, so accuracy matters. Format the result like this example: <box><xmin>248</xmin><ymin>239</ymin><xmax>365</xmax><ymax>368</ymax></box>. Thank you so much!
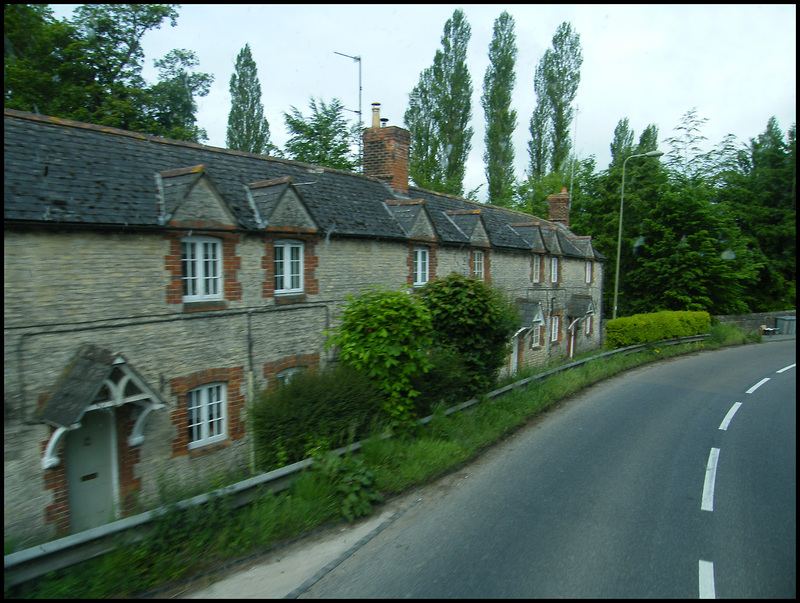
<box><xmin>4</xmin><ymin>109</ymin><xmax>605</xmax><ymax>259</ymax></box>
<box><xmin>567</xmin><ymin>295</ymin><xmax>596</xmax><ymax>317</ymax></box>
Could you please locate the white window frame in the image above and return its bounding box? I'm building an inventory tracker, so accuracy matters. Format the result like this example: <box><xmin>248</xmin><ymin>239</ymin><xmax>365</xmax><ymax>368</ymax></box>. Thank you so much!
<box><xmin>530</xmin><ymin>325</ymin><xmax>541</xmax><ymax>348</ymax></box>
<box><xmin>187</xmin><ymin>383</ymin><xmax>226</xmax><ymax>449</ymax></box>
<box><xmin>551</xmin><ymin>314</ymin><xmax>560</xmax><ymax>342</ymax></box>
<box><xmin>413</xmin><ymin>247</ymin><xmax>429</xmax><ymax>286</ymax></box>
<box><xmin>585</xmin><ymin>260</ymin><xmax>593</xmax><ymax>284</ymax></box>
<box><xmin>585</xmin><ymin>315</ymin><xmax>593</xmax><ymax>336</ymax></box>
<box><xmin>275</xmin><ymin>240</ymin><xmax>304</xmax><ymax>294</ymax></box>
<box><xmin>473</xmin><ymin>249</ymin><xmax>484</xmax><ymax>281</ymax></box>
<box><xmin>532</xmin><ymin>254</ymin><xmax>541</xmax><ymax>283</ymax></box>
<box><xmin>550</xmin><ymin>256</ymin><xmax>559</xmax><ymax>284</ymax></box>
<box><xmin>182</xmin><ymin>236</ymin><xmax>222</xmax><ymax>302</ymax></box>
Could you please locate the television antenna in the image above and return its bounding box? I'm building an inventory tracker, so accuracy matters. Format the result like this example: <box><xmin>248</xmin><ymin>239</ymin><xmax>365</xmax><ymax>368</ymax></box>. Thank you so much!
<box><xmin>334</xmin><ymin>51</ymin><xmax>362</xmax><ymax>171</ymax></box>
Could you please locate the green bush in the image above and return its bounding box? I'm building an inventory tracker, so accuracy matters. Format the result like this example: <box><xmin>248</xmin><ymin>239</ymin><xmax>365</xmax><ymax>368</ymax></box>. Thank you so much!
<box><xmin>605</xmin><ymin>310</ymin><xmax>711</xmax><ymax>349</ymax></box>
<box><xmin>248</xmin><ymin>364</ymin><xmax>384</xmax><ymax>471</ymax></box>
<box><xmin>410</xmin><ymin>347</ymin><xmax>473</xmax><ymax>418</ymax></box>
<box><xmin>308</xmin><ymin>453</ymin><xmax>383</xmax><ymax>522</ymax></box>
<box><xmin>418</xmin><ymin>273</ymin><xmax>520</xmax><ymax>394</ymax></box>
<box><xmin>325</xmin><ymin>286</ymin><xmax>434</xmax><ymax>427</ymax></box>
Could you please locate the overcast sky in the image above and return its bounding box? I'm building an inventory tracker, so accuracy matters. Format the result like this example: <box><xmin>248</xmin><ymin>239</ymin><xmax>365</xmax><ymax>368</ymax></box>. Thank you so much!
<box><xmin>50</xmin><ymin>4</ymin><xmax>796</xmax><ymax>202</ymax></box>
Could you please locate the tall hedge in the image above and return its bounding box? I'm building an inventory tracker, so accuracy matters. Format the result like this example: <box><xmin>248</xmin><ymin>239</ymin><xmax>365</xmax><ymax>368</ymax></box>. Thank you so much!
<box><xmin>248</xmin><ymin>364</ymin><xmax>383</xmax><ymax>471</ymax></box>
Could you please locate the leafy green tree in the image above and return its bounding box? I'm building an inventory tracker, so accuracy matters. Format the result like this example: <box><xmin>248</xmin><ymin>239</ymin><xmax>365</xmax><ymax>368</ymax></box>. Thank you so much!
<box><xmin>4</xmin><ymin>4</ymin><xmax>97</xmax><ymax>117</ymax></box>
<box><xmin>580</xmin><ymin>121</ymin><xmax>668</xmax><ymax>315</ymax></box>
<box><xmin>405</xmin><ymin>8</ymin><xmax>473</xmax><ymax>195</ymax></box>
<box><xmin>325</xmin><ymin>287</ymin><xmax>433</xmax><ymax>428</ymax></box>
<box><xmin>5</xmin><ymin>4</ymin><xmax>213</xmax><ymax>143</ymax></box>
<box><xmin>71</xmin><ymin>4</ymin><xmax>179</xmax><ymax>90</ymax></box>
<box><xmin>663</xmin><ymin>108</ymin><xmax>711</xmax><ymax>185</ymax></box>
<box><xmin>143</xmin><ymin>49</ymin><xmax>212</xmax><ymax>143</ymax></box>
<box><xmin>226</xmin><ymin>43</ymin><xmax>274</xmax><ymax>155</ymax></box>
<box><xmin>418</xmin><ymin>273</ymin><xmax>519</xmax><ymax>393</ymax></box>
<box><xmin>717</xmin><ymin>118</ymin><xmax>796</xmax><ymax>309</ymax></box>
<box><xmin>625</xmin><ymin>184</ymin><xmax>761</xmax><ymax>315</ymax></box>
<box><xmin>481</xmin><ymin>11</ymin><xmax>517</xmax><ymax>207</ymax></box>
<box><xmin>283</xmin><ymin>97</ymin><xmax>359</xmax><ymax>170</ymax></box>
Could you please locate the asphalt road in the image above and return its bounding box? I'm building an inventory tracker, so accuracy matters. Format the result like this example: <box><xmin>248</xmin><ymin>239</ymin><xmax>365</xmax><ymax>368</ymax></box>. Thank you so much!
<box><xmin>298</xmin><ymin>341</ymin><xmax>796</xmax><ymax>598</ymax></box>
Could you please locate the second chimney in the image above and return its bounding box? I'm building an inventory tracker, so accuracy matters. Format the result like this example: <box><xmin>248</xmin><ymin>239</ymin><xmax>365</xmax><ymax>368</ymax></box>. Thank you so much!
<box><xmin>363</xmin><ymin>102</ymin><xmax>410</xmax><ymax>195</ymax></box>
<box><xmin>547</xmin><ymin>187</ymin><xmax>571</xmax><ymax>228</ymax></box>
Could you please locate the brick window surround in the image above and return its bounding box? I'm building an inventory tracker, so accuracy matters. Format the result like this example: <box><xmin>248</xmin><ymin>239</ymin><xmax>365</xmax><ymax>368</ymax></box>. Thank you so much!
<box><xmin>550</xmin><ymin>256</ymin><xmax>561</xmax><ymax>285</ymax></box>
<box><xmin>170</xmin><ymin>366</ymin><xmax>245</xmax><ymax>458</ymax></box>
<box><xmin>262</xmin><ymin>235</ymin><xmax>319</xmax><ymax>302</ymax></box>
<box><xmin>550</xmin><ymin>312</ymin><xmax>563</xmax><ymax>343</ymax></box>
<box><xmin>165</xmin><ymin>230</ymin><xmax>242</xmax><ymax>310</ymax></box>
<box><xmin>470</xmin><ymin>248</ymin><xmax>491</xmax><ymax>282</ymax></box>
<box><xmin>263</xmin><ymin>353</ymin><xmax>320</xmax><ymax>391</ymax></box>
<box><xmin>407</xmin><ymin>244</ymin><xmax>437</xmax><ymax>287</ymax></box>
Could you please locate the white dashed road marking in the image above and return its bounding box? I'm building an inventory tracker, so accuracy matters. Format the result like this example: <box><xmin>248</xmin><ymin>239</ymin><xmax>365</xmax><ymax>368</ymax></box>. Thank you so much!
<box><xmin>718</xmin><ymin>403</ymin><xmax>742</xmax><ymax>431</ymax></box>
<box><xmin>701</xmin><ymin>448</ymin><xmax>720</xmax><ymax>512</ymax></box>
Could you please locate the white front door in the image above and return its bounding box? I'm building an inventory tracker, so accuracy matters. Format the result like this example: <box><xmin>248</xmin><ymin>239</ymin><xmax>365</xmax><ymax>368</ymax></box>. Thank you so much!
<box><xmin>65</xmin><ymin>409</ymin><xmax>118</xmax><ymax>532</ymax></box>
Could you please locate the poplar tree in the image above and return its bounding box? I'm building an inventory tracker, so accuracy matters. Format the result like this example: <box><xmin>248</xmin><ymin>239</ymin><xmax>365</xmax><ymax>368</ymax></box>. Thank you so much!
<box><xmin>527</xmin><ymin>61</ymin><xmax>552</xmax><ymax>181</ymax></box>
<box><xmin>482</xmin><ymin>11</ymin><xmax>517</xmax><ymax>207</ymax></box>
<box><xmin>527</xmin><ymin>21</ymin><xmax>583</xmax><ymax>177</ymax></box>
<box><xmin>609</xmin><ymin>117</ymin><xmax>635</xmax><ymax>168</ymax></box>
<box><xmin>545</xmin><ymin>22</ymin><xmax>583</xmax><ymax>173</ymax></box>
<box><xmin>226</xmin><ymin>43</ymin><xmax>273</xmax><ymax>155</ymax></box>
<box><xmin>405</xmin><ymin>9</ymin><xmax>473</xmax><ymax>196</ymax></box>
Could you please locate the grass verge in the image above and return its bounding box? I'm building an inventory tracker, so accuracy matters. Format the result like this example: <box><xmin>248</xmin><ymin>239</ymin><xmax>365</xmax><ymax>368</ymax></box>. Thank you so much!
<box><xmin>6</xmin><ymin>328</ymin><xmax>761</xmax><ymax>598</ymax></box>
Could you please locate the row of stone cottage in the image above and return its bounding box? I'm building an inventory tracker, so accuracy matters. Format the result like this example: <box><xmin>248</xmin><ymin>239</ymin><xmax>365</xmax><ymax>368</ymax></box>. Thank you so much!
<box><xmin>3</xmin><ymin>104</ymin><xmax>604</xmax><ymax>543</ymax></box>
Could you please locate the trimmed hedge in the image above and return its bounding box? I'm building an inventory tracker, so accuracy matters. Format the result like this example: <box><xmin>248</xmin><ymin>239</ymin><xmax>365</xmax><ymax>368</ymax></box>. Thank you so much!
<box><xmin>605</xmin><ymin>310</ymin><xmax>711</xmax><ymax>349</ymax></box>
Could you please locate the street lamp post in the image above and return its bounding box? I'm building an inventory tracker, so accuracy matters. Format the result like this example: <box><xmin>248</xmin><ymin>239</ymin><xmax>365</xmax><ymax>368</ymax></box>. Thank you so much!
<box><xmin>612</xmin><ymin>150</ymin><xmax>664</xmax><ymax>320</ymax></box>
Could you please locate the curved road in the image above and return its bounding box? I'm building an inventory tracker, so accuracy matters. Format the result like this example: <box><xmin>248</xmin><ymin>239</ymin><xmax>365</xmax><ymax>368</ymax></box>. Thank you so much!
<box><xmin>298</xmin><ymin>341</ymin><xmax>796</xmax><ymax>598</ymax></box>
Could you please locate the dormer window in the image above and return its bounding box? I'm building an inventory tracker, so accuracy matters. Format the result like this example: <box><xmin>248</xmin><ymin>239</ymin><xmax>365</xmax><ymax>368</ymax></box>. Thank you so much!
<box><xmin>182</xmin><ymin>236</ymin><xmax>222</xmax><ymax>302</ymax></box>
<box><xmin>275</xmin><ymin>240</ymin><xmax>304</xmax><ymax>294</ymax></box>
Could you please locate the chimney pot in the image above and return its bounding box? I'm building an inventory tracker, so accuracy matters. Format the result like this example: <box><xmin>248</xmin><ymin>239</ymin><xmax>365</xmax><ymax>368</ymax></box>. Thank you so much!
<box><xmin>371</xmin><ymin>103</ymin><xmax>381</xmax><ymax>128</ymax></box>
<box><xmin>380</xmin><ymin>118</ymin><xmax>389</xmax><ymax>127</ymax></box>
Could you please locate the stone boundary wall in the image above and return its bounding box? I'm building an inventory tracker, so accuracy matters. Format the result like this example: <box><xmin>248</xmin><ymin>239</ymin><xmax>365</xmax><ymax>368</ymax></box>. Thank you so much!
<box><xmin>713</xmin><ymin>310</ymin><xmax>796</xmax><ymax>333</ymax></box>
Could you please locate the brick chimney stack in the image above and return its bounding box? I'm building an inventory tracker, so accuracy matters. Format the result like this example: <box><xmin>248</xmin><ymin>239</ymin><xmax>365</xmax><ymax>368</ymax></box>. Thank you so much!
<box><xmin>363</xmin><ymin>102</ymin><xmax>410</xmax><ymax>195</ymax></box>
<box><xmin>547</xmin><ymin>187</ymin><xmax>571</xmax><ymax>228</ymax></box>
